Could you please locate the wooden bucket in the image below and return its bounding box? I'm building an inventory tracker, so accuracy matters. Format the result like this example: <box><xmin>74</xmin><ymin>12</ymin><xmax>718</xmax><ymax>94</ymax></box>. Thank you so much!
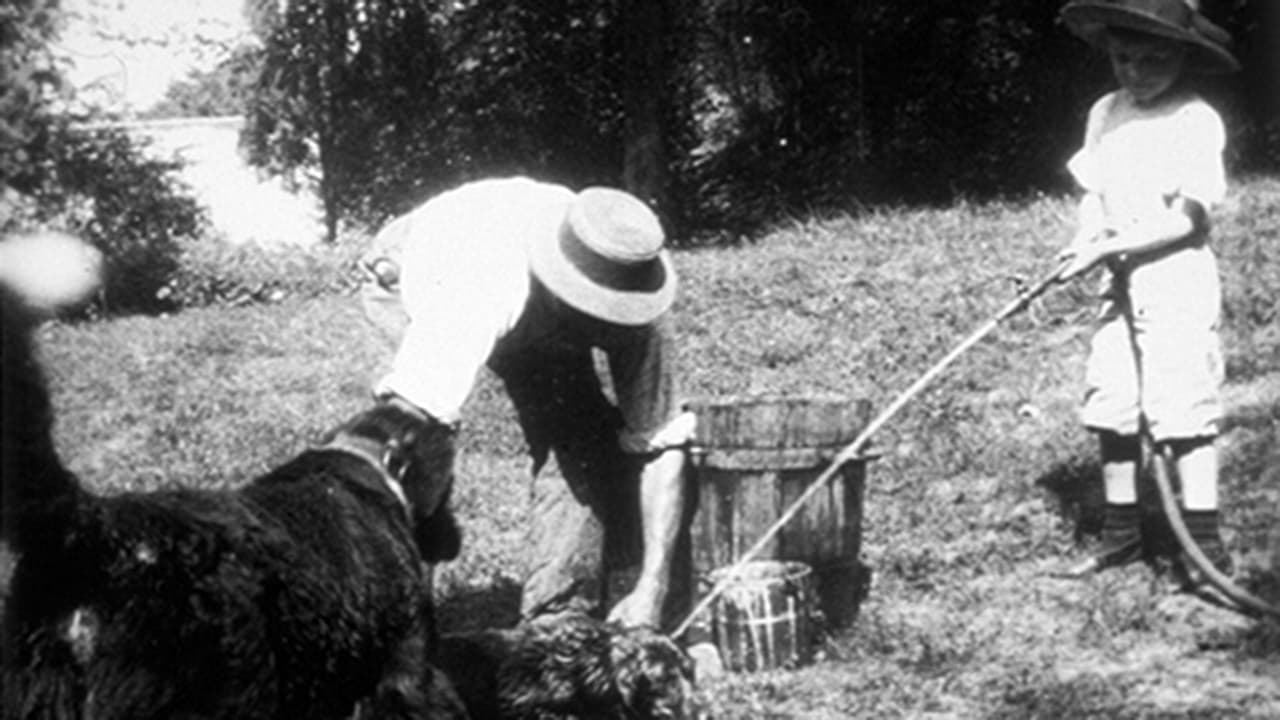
<box><xmin>688</xmin><ymin>395</ymin><xmax>871</xmax><ymax>630</ymax></box>
<box><xmin>709</xmin><ymin>560</ymin><xmax>816</xmax><ymax>672</ymax></box>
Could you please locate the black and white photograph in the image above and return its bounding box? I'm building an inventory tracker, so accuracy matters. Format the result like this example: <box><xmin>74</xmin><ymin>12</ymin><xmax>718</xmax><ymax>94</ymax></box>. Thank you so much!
<box><xmin>3</xmin><ymin>1</ymin><xmax>1278</xmax><ymax>717</ymax></box>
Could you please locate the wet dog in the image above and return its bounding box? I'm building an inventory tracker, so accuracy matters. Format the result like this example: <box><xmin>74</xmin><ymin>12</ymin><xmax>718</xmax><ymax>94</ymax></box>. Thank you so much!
<box><xmin>436</xmin><ymin>611</ymin><xmax>696</xmax><ymax>719</ymax></box>
<box><xmin>0</xmin><ymin>233</ymin><xmax>467</xmax><ymax>719</ymax></box>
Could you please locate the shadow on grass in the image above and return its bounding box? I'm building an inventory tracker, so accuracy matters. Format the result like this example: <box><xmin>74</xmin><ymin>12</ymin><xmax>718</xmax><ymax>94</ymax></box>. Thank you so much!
<box><xmin>989</xmin><ymin>671</ymin><xmax>1273</xmax><ymax>720</ymax></box>
<box><xmin>1034</xmin><ymin>424</ymin><xmax>1280</xmax><ymax>643</ymax></box>
<box><xmin>1240</xmin><ymin>617</ymin><xmax>1280</xmax><ymax>659</ymax></box>
<box><xmin>1034</xmin><ymin>453</ymin><xmax>1205</xmax><ymax>562</ymax></box>
<box><xmin>1034</xmin><ymin>457</ymin><xmax>1103</xmax><ymax>542</ymax></box>
<box><xmin>989</xmin><ymin>671</ymin><xmax>1133</xmax><ymax>720</ymax></box>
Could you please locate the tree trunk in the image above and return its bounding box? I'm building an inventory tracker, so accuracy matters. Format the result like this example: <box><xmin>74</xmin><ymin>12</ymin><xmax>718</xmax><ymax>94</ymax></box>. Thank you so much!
<box><xmin>320</xmin><ymin>146</ymin><xmax>339</xmax><ymax>244</ymax></box>
<box><xmin>318</xmin><ymin>0</ymin><xmax>343</xmax><ymax>244</ymax></box>
<box><xmin>621</xmin><ymin>0</ymin><xmax>672</xmax><ymax>230</ymax></box>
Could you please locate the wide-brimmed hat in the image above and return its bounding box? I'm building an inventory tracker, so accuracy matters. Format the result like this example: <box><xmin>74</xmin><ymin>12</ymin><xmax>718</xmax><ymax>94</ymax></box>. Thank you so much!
<box><xmin>529</xmin><ymin>187</ymin><xmax>676</xmax><ymax>326</ymax></box>
<box><xmin>1061</xmin><ymin>0</ymin><xmax>1240</xmax><ymax>74</ymax></box>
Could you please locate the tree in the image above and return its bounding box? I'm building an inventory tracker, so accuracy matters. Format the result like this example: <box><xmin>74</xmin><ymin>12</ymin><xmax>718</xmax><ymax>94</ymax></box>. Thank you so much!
<box><xmin>243</xmin><ymin>0</ymin><xmax>447</xmax><ymax>240</ymax></box>
<box><xmin>241</xmin><ymin>0</ymin><xmax>880</xmax><ymax>237</ymax></box>
<box><xmin>854</xmin><ymin>0</ymin><xmax>1094</xmax><ymax>199</ymax></box>
<box><xmin>428</xmin><ymin>0</ymin><xmax>625</xmax><ymax>188</ymax></box>
<box><xmin>143</xmin><ymin>44</ymin><xmax>261</xmax><ymax>119</ymax></box>
<box><xmin>2</xmin><ymin>0</ymin><xmax>64</xmax><ymax>191</ymax></box>
<box><xmin>621</xmin><ymin>0</ymin><xmax>672</xmax><ymax>219</ymax></box>
<box><xmin>21</xmin><ymin>124</ymin><xmax>204</xmax><ymax>312</ymax></box>
<box><xmin>1211</xmin><ymin>0</ymin><xmax>1280</xmax><ymax>170</ymax></box>
<box><xmin>3</xmin><ymin>0</ymin><xmax>206</xmax><ymax>315</ymax></box>
<box><xmin>242</xmin><ymin>0</ymin><xmax>1278</xmax><ymax>244</ymax></box>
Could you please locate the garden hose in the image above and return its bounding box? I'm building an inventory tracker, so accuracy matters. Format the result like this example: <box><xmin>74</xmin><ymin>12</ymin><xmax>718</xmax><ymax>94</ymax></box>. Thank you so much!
<box><xmin>1116</xmin><ymin>267</ymin><xmax>1280</xmax><ymax>621</ymax></box>
<box><xmin>1148</xmin><ymin>439</ymin><xmax>1280</xmax><ymax>619</ymax></box>
<box><xmin>671</xmin><ymin>261</ymin><xmax>1072</xmax><ymax>640</ymax></box>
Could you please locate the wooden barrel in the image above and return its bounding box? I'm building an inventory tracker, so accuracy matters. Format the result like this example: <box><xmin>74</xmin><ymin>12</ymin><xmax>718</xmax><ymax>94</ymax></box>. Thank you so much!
<box><xmin>688</xmin><ymin>395</ymin><xmax>871</xmax><ymax>630</ymax></box>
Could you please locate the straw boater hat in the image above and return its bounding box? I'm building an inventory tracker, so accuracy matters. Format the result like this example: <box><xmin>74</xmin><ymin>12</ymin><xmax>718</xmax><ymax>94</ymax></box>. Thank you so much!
<box><xmin>1060</xmin><ymin>0</ymin><xmax>1240</xmax><ymax>74</ymax></box>
<box><xmin>529</xmin><ymin>187</ymin><xmax>676</xmax><ymax>326</ymax></box>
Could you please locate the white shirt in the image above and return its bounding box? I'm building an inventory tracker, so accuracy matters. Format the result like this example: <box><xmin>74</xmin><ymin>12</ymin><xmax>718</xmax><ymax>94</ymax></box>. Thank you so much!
<box><xmin>1068</xmin><ymin>90</ymin><xmax>1227</xmax><ymax>222</ymax></box>
<box><xmin>373</xmin><ymin>177</ymin><xmax>575</xmax><ymax>422</ymax></box>
<box><xmin>1067</xmin><ymin>90</ymin><xmax>1227</xmax><ymax>325</ymax></box>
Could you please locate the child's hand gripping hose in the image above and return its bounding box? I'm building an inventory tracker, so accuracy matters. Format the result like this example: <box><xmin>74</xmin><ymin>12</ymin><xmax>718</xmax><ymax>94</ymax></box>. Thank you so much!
<box><xmin>671</xmin><ymin>260</ymin><xmax>1074</xmax><ymax>639</ymax></box>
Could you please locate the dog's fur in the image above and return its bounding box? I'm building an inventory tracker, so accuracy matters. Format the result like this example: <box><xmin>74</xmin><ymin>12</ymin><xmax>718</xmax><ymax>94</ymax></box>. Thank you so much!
<box><xmin>435</xmin><ymin>612</ymin><xmax>696</xmax><ymax>719</ymax></box>
<box><xmin>1</xmin><ymin>235</ymin><xmax>467</xmax><ymax>719</ymax></box>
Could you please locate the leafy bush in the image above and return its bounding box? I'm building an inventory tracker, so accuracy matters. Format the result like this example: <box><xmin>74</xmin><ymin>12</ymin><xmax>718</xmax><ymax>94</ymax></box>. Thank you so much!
<box><xmin>142</xmin><ymin>44</ymin><xmax>260</xmax><ymax>120</ymax></box>
<box><xmin>161</xmin><ymin>236</ymin><xmax>364</xmax><ymax>309</ymax></box>
<box><xmin>243</xmin><ymin>0</ymin><xmax>450</xmax><ymax>237</ymax></box>
<box><xmin>9</xmin><ymin>120</ymin><xmax>207</xmax><ymax>315</ymax></box>
<box><xmin>0</xmin><ymin>0</ymin><xmax>61</xmax><ymax>189</ymax></box>
<box><xmin>4</xmin><ymin>0</ymin><xmax>206</xmax><ymax>315</ymax></box>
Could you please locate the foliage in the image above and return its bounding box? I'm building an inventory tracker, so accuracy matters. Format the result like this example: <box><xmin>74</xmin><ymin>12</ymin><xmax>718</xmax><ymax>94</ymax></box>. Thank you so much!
<box><xmin>143</xmin><ymin>44</ymin><xmax>261</xmax><ymax>119</ymax></box>
<box><xmin>241</xmin><ymin>0</ymin><xmax>1278</xmax><ymax>242</ymax></box>
<box><xmin>665</xmin><ymin>0</ymin><xmax>869</xmax><ymax>236</ymax></box>
<box><xmin>11</xmin><ymin>121</ymin><xmax>206</xmax><ymax>313</ymax></box>
<box><xmin>1210</xmin><ymin>0</ymin><xmax>1280</xmax><ymax>172</ymax></box>
<box><xmin>4</xmin><ymin>0</ymin><xmax>210</xmax><ymax>316</ymax></box>
<box><xmin>160</xmin><ymin>235</ymin><xmax>364</xmax><ymax>309</ymax></box>
<box><xmin>429</xmin><ymin>0</ymin><xmax>625</xmax><ymax>191</ymax></box>
<box><xmin>669</xmin><ymin>0</ymin><xmax>1278</xmax><ymax>219</ymax></box>
<box><xmin>855</xmin><ymin>0</ymin><xmax>1102</xmax><ymax>201</ymax></box>
<box><xmin>1</xmin><ymin>0</ymin><xmax>63</xmax><ymax>189</ymax></box>
<box><xmin>243</xmin><ymin>0</ymin><xmax>448</xmax><ymax>238</ymax></box>
<box><xmin>243</xmin><ymin>0</ymin><xmax>625</xmax><ymax>233</ymax></box>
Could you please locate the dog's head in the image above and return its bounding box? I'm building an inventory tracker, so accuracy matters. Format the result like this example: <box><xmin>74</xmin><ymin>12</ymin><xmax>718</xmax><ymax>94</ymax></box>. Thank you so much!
<box><xmin>610</xmin><ymin>626</ymin><xmax>697</xmax><ymax>720</ymax></box>
<box><xmin>325</xmin><ymin>399</ymin><xmax>461</xmax><ymax>563</ymax></box>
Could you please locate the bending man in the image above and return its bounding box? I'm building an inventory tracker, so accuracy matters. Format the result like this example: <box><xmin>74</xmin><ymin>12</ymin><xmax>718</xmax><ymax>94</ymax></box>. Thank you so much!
<box><xmin>360</xmin><ymin>177</ymin><xmax>692</xmax><ymax>629</ymax></box>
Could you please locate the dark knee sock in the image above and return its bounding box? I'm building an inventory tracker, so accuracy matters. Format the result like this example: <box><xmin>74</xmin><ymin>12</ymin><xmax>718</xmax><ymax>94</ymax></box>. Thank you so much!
<box><xmin>1180</xmin><ymin>508</ymin><xmax>1232</xmax><ymax>574</ymax></box>
<box><xmin>1102</xmin><ymin>503</ymin><xmax>1140</xmax><ymax>540</ymax></box>
<box><xmin>1098</xmin><ymin>502</ymin><xmax>1142</xmax><ymax>566</ymax></box>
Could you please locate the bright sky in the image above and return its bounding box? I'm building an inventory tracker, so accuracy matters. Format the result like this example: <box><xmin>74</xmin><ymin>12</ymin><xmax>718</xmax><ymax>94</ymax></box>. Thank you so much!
<box><xmin>54</xmin><ymin>0</ymin><xmax>252</xmax><ymax>114</ymax></box>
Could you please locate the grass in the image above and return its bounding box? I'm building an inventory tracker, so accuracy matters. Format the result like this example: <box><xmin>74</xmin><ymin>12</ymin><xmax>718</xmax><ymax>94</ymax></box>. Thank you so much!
<box><xmin>28</xmin><ymin>177</ymin><xmax>1280</xmax><ymax>717</ymax></box>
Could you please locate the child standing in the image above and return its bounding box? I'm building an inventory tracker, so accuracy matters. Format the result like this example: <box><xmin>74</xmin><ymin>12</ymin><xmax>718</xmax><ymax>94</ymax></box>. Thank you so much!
<box><xmin>1053</xmin><ymin>0</ymin><xmax>1240</xmax><ymax>583</ymax></box>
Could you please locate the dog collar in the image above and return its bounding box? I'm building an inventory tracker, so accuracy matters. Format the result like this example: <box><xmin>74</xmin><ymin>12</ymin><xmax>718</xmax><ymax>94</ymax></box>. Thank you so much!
<box><xmin>315</xmin><ymin>433</ymin><xmax>410</xmax><ymax>509</ymax></box>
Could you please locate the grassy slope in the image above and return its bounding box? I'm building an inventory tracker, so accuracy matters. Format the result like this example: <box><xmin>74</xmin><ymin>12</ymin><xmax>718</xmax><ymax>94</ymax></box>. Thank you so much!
<box><xmin>33</xmin><ymin>178</ymin><xmax>1280</xmax><ymax>718</ymax></box>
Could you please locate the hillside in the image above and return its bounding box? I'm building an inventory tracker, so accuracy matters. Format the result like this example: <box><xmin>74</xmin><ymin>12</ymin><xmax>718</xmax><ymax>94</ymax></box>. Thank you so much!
<box><xmin>23</xmin><ymin>179</ymin><xmax>1280</xmax><ymax>717</ymax></box>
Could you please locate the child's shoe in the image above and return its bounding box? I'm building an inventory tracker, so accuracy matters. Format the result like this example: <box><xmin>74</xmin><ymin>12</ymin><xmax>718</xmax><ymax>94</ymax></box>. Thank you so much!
<box><xmin>1052</xmin><ymin>502</ymin><xmax>1142</xmax><ymax>578</ymax></box>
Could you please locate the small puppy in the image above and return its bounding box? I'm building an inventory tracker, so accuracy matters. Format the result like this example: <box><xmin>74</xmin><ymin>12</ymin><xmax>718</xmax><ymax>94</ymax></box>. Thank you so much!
<box><xmin>436</xmin><ymin>612</ymin><xmax>696</xmax><ymax>719</ymax></box>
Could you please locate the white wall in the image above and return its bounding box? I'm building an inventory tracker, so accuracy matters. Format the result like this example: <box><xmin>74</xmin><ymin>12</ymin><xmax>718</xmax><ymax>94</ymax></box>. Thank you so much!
<box><xmin>96</xmin><ymin>116</ymin><xmax>325</xmax><ymax>247</ymax></box>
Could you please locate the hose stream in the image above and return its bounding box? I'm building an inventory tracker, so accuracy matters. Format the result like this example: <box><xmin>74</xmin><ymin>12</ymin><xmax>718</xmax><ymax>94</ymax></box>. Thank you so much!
<box><xmin>671</xmin><ymin>260</ymin><xmax>1280</xmax><ymax>641</ymax></box>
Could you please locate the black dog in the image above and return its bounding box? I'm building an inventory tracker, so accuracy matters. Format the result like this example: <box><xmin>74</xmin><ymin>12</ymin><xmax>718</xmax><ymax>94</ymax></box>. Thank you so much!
<box><xmin>436</xmin><ymin>612</ymin><xmax>696</xmax><ymax>719</ymax></box>
<box><xmin>0</xmin><ymin>233</ymin><xmax>467</xmax><ymax>719</ymax></box>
